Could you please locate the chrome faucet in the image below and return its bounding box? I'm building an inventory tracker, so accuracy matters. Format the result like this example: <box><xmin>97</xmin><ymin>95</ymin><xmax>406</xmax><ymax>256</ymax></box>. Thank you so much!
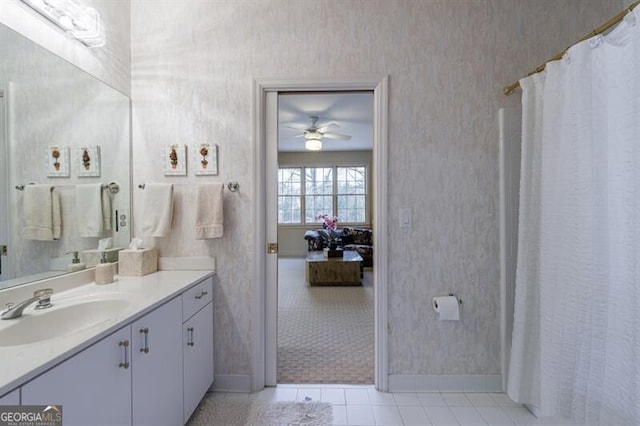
<box><xmin>2</xmin><ymin>288</ymin><xmax>54</xmax><ymax>320</ymax></box>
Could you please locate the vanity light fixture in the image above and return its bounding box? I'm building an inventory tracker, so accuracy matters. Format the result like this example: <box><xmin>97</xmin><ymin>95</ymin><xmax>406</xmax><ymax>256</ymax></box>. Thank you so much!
<box><xmin>21</xmin><ymin>0</ymin><xmax>106</xmax><ymax>47</ymax></box>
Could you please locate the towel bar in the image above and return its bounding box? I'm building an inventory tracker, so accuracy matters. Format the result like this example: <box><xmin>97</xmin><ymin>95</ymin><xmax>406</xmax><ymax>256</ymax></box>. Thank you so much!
<box><xmin>138</xmin><ymin>182</ymin><xmax>239</xmax><ymax>192</ymax></box>
<box><xmin>15</xmin><ymin>182</ymin><xmax>120</xmax><ymax>194</ymax></box>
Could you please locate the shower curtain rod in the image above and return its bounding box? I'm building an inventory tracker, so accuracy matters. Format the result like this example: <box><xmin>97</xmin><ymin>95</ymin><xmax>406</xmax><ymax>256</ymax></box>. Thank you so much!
<box><xmin>503</xmin><ymin>0</ymin><xmax>640</xmax><ymax>96</ymax></box>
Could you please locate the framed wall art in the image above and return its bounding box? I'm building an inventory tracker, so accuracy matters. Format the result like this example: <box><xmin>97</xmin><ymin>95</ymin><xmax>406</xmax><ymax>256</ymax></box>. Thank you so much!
<box><xmin>193</xmin><ymin>142</ymin><xmax>218</xmax><ymax>176</ymax></box>
<box><xmin>45</xmin><ymin>146</ymin><xmax>70</xmax><ymax>177</ymax></box>
<box><xmin>163</xmin><ymin>144</ymin><xmax>187</xmax><ymax>176</ymax></box>
<box><xmin>76</xmin><ymin>145</ymin><xmax>101</xmax><ymax>177</ymax></box>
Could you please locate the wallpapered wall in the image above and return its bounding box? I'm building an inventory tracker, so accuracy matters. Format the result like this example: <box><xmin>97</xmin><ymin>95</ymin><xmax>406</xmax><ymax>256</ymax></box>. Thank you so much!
<box><xmin>130</xmin><ymin>0</ymin><xmax>619</xmax><ymax>385</ymax></box>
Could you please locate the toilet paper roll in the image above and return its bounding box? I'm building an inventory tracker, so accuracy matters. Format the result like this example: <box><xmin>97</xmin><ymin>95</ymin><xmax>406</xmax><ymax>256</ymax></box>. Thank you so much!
<box><xmin>432</xmin><ymin>295</ymin><xmax>460</xmax><ymax>321</ymax></box>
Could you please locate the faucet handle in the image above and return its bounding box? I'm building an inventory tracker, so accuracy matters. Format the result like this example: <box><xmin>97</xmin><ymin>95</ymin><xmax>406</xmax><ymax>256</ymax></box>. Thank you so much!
<box><xmin>33</xmin><ymin>288</ymin><xmax>53</xmax><ymax>310</ymax></box>
<box><xmin>34</xmin><ymin>288</ymin><xmax>53</xmax><ymax>299</ymax></box>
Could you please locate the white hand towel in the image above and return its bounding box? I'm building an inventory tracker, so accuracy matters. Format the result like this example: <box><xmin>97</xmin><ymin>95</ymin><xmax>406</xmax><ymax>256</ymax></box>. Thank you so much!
<box><xmin>76</xmin><ymin>183</ymin><xmax>104</xmax><ymax>237</ymax></box>
<box><xmin>22</xmin><ymin>184</ymin><xmax>60</xmax><ymax>240</ymax></box>
<box><xmin>195</xmin><ymin>183</ymin><xmax>224</xmax><ymax>239</ymax></box>
<box><xmin>52</xmin><ymin>189</ymin><xmax>62</xmax><ymax>239</ymax></box>
<box><xmin>101</xmin><ymin>186</ymin><xmax>112</xmax><ymax>232</ymax></box>
<box><xmin>142</xmin><ymin>183</ymin><xmax>174</xmax><ymax>237</ymax></box>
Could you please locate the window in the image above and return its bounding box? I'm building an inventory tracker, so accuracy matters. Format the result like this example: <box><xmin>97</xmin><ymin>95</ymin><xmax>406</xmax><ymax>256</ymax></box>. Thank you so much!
<box><xmin>277</xmin><ymin>165</ymin><xmax>368</xmax><ymax>225</ymax></box>
<box><xmin>305</xmin><ymin>167</ymin><xmax>333</xmax><ymax>223</ymax></box>
<box><xmin>337</xmin><ymin>166</ymin><xmax>366</xmax><ymax>223</ymax></box>
<box><xmin>278</xmin><ymin>168</ymin><xmax>301</xmax><ymax>223</ymax></box>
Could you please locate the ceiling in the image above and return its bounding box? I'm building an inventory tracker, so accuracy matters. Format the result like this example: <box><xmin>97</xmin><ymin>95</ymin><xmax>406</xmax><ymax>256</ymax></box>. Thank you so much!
<box><xmin>278</xmin><ymin>92</ymin><xmax>374</xmax><ymax>152</ymax></box>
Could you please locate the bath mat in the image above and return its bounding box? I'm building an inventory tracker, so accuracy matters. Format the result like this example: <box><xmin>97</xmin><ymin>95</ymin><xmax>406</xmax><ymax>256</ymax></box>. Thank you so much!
<box><xmin>186</xmin><ymin>396</ymin><xmax>333</xmax><ymax>426</ymax></box>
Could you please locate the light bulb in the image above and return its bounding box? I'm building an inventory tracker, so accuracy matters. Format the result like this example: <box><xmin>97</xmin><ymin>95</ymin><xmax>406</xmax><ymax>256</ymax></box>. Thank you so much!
<box><xmin>305</xmin><ymin>139</ymin><xmax>322</xmax><ymax>151</ymax></box>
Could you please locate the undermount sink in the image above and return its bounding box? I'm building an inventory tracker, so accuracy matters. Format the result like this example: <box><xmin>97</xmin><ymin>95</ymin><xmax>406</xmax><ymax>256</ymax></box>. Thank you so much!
<box><xmin>0</xmin><ymin>299</ymin><xmax>130</xmax><ymax>347</ymax></box>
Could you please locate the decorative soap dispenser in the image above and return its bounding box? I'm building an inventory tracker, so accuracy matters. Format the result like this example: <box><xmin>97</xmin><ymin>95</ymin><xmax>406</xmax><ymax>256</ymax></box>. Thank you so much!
<box><xmin>94</xmin><ymin>251</ymin><xmax>114</xmax><ymax>285</ymax></box>
<box><xmin>66</xmin><ymin>251</ymin><xmax>86</xmax><ymax>272</ymax></box>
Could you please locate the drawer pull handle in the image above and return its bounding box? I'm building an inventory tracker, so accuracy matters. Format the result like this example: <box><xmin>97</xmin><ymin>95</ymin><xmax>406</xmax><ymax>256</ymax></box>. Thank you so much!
<box><xmin>118</xmin><ymin>340</ymin><xmax>130</xmax><ymax>369</ymax></box>
<box><xmin>195</xmin><ymin>289</ymin><xmax>209</xmax><ymax>300</ymax></box>
<box><xmin>139</xmin><ymin>327</ymin><xmax>149</xmax><ymax>353</ymax></box>
<box><xmin>187</xmin><ymin>326</ymin><xmax>195</xmax><ymax>347</ymax></box>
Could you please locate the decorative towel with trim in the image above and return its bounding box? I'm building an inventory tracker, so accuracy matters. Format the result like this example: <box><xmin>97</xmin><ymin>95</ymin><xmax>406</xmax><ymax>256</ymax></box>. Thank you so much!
<box><xmin>142</xmin><ymin>183</ymin><xmax>174</xmax><ymax>237</ymax></box>
<box><xmin>76</xmin><ymin>183</ymin><xmax>105</xmax><ymax>237</ymax></box>
<box><xmin>195</xmin><ymin>183</ymin><xmax>224</xmax><ymax>239</ymax></box>
<box><xmin>101</xmin><ymin>186</ymin><xmax>112</xmax><ymax>232</ymax></box>
<box><xmin>23</xmin><ymin>184</ymin><xmax>61</xmax><ymax>240</ymax></box>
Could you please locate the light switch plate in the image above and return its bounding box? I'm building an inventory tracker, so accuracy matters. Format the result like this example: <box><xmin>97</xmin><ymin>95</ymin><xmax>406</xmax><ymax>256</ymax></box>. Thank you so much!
<box><xmin>116</xmin><ymin>209</ymin><xmax>129</xmax><ymax>232</ymax></box>
<box><xmin>399</xmin><ymin>208</ymin><xmax>412</xmax><ymax>229</ymax></box>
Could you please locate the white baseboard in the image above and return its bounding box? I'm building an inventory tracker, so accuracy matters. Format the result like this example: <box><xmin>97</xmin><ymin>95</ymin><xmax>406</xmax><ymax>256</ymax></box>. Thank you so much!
<box><xmin>211</xmin><ymin>374</ymin><xmax>252</xmax><ymax>392</ymax></box>
<box><xmin>388</xmin><ymin>374</ymin><xmax>502</xmax><ymax>393</ymax></box>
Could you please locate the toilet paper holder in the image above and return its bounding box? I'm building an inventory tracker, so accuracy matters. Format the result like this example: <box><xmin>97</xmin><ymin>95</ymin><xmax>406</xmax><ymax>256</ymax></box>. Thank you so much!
<box><xmin>433</xmin><ymin>294</ymin><xmax>463</xmax><ymax>309</ymax></box>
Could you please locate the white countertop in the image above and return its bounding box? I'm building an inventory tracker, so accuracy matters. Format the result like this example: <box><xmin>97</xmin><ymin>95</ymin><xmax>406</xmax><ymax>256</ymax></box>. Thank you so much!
<box><xmin>0</xmin><ymin>270</ymin><xmax>214</xmax><ymax>396</ymax></box>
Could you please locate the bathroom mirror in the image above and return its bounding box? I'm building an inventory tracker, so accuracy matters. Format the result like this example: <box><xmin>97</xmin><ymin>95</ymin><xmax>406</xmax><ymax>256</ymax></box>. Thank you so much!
<box><xmin>0</xmin><ymin>23</ymin><xmax>131</xmax><ymax>290</ymax></box>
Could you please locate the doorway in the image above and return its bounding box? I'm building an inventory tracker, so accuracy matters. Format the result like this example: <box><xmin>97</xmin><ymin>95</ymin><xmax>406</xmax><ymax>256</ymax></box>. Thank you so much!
<box><xmin>276</xmin><ymin>91</ymin><xmax>374</xmax><ymax>384</ymax></box>
<box><xmin>251</xmin><ymin>75</ymin><xmax>389</xmax><ymax>391</ymax></box>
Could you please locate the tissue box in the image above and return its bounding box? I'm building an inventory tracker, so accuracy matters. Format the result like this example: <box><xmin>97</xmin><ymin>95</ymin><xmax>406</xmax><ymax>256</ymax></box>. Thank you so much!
<box><xmin>118</xmin><ymin>248</ymin><xmax>158</xmax><ymax>276</ymax></box>
<box><xmin>82</xmin><ymin>248</ymin><xmax>123</xmax><ymax>268</ymax></box>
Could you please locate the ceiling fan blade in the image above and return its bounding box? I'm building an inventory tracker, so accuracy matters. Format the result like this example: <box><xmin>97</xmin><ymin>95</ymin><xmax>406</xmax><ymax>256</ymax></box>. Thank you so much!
<box><xmin>323</xmin><ymin>132</ymin><xmax>352</xmax><ymax>141</ymax></box>
<box><xmin>317</xmin><ymin>122</ymin><xmax>339</xmax><ymax>133</ymax></box>
<box><xmin>280</xmin><ymin>123</ymin><xmax>309</xmax><ymax>130</ymax></box>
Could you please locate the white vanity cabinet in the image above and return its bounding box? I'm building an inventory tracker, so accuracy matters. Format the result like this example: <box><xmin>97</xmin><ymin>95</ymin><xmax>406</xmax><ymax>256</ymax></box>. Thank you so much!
<box><xmin>22</xmin><ymin>298</ymin><xmax>184</xmax><ymax>426</ymax></box>
<box><xmin>15</xmin><ymin>274</ymin><xmax>216</xmax><ymax>426</ymax></box>
<box><xmin>182</xmin><ymin>278</ymin><xmax>214</xmax><ymax>423</ymax></box>
<box><xmin>131</xmin><ymin>296</ymin><xmax>183</xmax><ymax>426</ymax></box>
<box><xmin>22</xmin><ymin>326</ymin><xmax>132</xmax><ymax>426</ymax></box>
<box><xmin>0</xmin><ymin>388</ymin><xmax>19</xmax><ymax>405</ymax></box>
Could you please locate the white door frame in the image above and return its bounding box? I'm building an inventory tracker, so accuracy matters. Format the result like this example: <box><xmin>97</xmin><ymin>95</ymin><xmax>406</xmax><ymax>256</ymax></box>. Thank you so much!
<box><xmin>251</xmin><ymin>75</ymin><xmax>389</xmax><ymax>391</ymax></box>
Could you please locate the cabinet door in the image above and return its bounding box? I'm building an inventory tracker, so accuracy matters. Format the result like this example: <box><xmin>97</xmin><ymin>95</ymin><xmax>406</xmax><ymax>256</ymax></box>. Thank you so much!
<box><xmin>131</xmin><ymin>296</ymin><xmax>183</xmax><ymax>426</ymax></box>
<box><xmin>22</xmin><ymin>326</ymin><xmax>132</xmax><ymax>426</ymax></box>
<box><xmin>183</xmin><ymin>302</ymin><xmax>214</xmax><ymax>424</ymax></box>
<box><xmin>0</xmin><ymin>388</ymin><xmax>19</xmax><ymax>405</ymax></box>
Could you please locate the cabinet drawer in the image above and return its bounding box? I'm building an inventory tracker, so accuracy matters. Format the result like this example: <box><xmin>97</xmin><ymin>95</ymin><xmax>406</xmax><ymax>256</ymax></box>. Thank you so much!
<box><xmin>182</xmin><ymin>277</ymin><xmax>213</xmax><ymax>322</ymax></box>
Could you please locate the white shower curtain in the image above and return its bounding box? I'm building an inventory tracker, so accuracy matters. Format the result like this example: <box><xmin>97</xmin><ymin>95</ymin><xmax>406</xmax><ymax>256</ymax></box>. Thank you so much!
<box><xmin>508</xmin><ymin>9</ymin><xmax>640</xmax><ymax>426</ymax></box>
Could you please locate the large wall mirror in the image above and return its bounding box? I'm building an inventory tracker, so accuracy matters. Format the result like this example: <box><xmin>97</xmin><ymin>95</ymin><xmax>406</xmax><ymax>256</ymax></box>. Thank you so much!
<box><xmin>0</xmin><ymin>23</ymin><xmax>131</xmax><ymax>290</ymax></box>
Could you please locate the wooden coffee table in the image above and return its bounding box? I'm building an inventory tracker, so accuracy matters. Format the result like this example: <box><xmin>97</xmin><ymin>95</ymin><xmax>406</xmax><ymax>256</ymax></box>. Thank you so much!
<box><xmin>305</xmin><ymin>250</ymin><xmax>363</xmax><ymax>286</ymax></box>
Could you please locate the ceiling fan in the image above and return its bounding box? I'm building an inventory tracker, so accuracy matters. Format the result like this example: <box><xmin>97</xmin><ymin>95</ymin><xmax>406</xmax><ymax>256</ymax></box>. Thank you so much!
<box><xmin>281</xmin><ymin>116</ymin><xmax>352</xmax><ymax>151</ymax></box>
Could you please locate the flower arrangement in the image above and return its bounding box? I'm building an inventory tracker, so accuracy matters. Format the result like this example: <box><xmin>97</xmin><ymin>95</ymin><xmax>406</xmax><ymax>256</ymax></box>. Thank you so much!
<box><xmin>315</xmin><ymin>213</ymin><xmax>338</xmax><ymax>230</ymax></box>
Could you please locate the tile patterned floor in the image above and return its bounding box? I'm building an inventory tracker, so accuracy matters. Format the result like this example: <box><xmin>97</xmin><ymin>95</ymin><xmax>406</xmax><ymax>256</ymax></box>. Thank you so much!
<box><xmin>211</xmin><ymin>385</ymin><xmax>550</xmax><ymax>426</ymax></box>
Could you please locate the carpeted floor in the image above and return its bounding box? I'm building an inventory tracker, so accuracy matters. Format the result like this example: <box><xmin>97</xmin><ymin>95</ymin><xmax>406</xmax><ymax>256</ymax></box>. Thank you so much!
<box><xmin>187</xmin><ymin>394</ymin><xmax>333</xmax><ymax>426</ymax></box>
<box><xmin>277</xmin><ymin>257</ymin><xmax>374</xmax><ymax>384</ymax></box>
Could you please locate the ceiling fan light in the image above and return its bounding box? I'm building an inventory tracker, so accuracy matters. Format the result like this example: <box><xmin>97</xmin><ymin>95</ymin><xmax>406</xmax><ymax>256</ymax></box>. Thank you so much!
<box><xmin>305</xmin><ymin>139</ymin><xmax>322</xmax><ymax>151</ymax></box>
<box><xmin>304</xmin><ymin>130</ymin><xmax>322</xmax><ymax>140</ymax></box>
